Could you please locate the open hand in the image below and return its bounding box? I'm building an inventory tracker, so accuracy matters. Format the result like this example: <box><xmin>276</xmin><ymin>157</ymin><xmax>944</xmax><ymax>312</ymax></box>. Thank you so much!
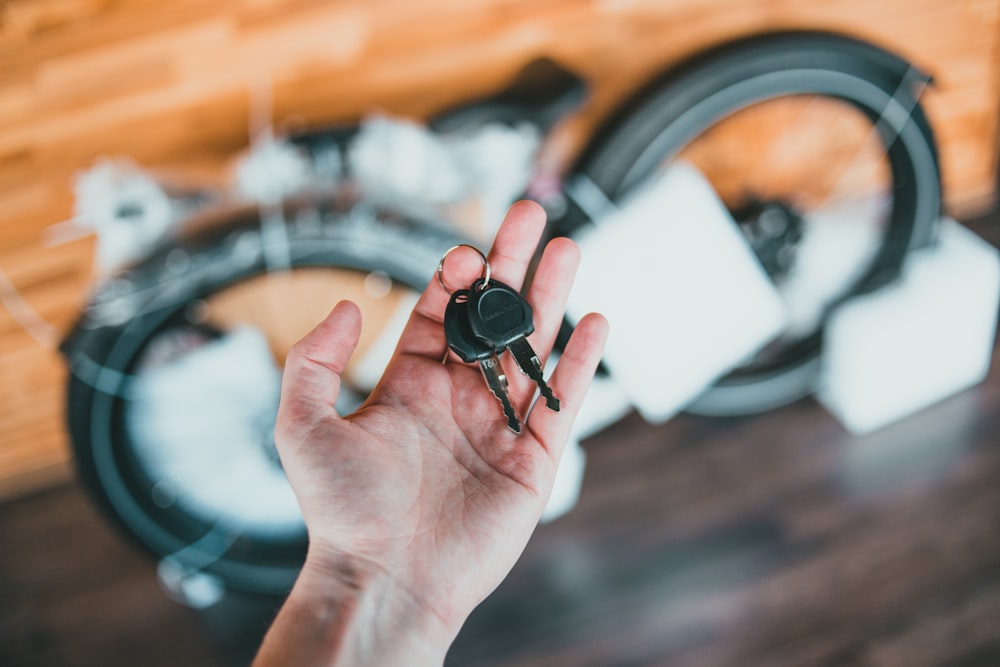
<box><xmin>255</xmin><ymin>201</ymin><xmax>608</xmax><ymax>666</ymax></box>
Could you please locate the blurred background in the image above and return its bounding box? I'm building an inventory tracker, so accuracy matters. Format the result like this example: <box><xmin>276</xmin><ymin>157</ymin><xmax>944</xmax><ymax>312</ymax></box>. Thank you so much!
<box><xmin>1</xmin><ymin>0</ymin><xmax>999</xmax><ymax>665</ymax></box>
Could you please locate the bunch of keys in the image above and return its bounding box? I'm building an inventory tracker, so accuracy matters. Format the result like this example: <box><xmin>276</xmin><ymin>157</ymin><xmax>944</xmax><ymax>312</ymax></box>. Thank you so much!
<box><xmin>438</xmin><ymin>245</ymin><xmax>561</xmax><ymax>434</ymax></box>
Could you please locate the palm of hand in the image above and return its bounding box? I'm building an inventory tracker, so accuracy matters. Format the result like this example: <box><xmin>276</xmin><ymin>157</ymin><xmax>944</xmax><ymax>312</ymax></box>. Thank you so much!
<box><xmin>281</xmin><ymin>351</ymin><xmax>555</xmax><ymax>622</ymax></box>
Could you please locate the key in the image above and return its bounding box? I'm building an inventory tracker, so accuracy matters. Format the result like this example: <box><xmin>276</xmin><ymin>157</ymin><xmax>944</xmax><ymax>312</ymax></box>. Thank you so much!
<box><xmin>444</xmin><ymin>289</ymin><xmax>522</xmax><ymax>433</ymax></box>
<box><xmin>466</xmin><ymin>278</ymin><xmax>560</xmax><ymax>412</ymax></box>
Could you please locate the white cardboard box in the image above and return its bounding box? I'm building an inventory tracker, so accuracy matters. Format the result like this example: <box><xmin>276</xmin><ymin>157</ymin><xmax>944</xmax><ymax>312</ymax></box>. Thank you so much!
<box><xmin>818</xmin><ymin>219</ymin><xmax>1000</xmax><ymax>434</ymax></box>
<box><xmin>566</xmin><ymin>163</ymin><xmax>786</xmax><ymax>422</ymax></box>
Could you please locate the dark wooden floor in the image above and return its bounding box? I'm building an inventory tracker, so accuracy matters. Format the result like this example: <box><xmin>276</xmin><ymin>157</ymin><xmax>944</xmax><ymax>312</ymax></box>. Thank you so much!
<box><xmin>2</xmin><ymin>213</ymin><xmax>999</xmax><ymax>667</ymax></box>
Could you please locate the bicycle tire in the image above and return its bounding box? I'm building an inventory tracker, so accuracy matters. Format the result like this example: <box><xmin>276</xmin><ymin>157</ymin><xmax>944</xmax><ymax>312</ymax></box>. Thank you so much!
<box><xmin>565</xmin><ymin>31</ymin><xmax>941</xmax><ymax>415</ymax></box>
<box><xmin>63</xmin><ymin>200</ymin><xmax>465</xmax><ymax>595</ymax></box>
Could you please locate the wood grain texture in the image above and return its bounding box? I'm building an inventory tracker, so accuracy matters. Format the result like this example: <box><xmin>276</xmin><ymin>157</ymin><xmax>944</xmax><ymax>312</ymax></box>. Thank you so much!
<box><xmin>1</xmin><ymin>0</ymin><xmax>998</xmax><ymax>498</ymax></box>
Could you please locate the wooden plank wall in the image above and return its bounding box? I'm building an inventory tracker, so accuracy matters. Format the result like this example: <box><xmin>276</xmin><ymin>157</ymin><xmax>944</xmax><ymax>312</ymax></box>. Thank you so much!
<box><xmin>1</xmin><ymin>0</ymin><xmax>998</xmax><ymax>499</ymax></box>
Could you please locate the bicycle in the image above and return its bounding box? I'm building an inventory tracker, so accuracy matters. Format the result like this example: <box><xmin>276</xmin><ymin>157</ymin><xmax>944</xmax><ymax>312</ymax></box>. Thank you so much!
<box><xmin>59</xmin><ymin>30</ymin><xmax>941</xmax><ymax>602</ymax></box>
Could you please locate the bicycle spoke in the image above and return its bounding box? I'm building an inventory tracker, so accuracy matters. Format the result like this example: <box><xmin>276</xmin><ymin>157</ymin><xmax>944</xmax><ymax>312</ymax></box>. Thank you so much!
<box><xmin>814</xmin><ymin>67</ymin><xmax>930</xmax><ymax>211</ymax></box>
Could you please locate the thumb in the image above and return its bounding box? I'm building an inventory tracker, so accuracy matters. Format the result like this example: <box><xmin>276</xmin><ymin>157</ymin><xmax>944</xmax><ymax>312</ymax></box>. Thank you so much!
<box><xmin>278</xmin><ymin>300</ymin><xmax>362</xmax><ymax>421</ymax></box>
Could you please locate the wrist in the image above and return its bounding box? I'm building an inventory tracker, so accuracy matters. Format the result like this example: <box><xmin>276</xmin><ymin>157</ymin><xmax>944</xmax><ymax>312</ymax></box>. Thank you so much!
<box><xmin>255</xmin><ymin>543</ymin><xmax>455</xmax><ymax>667</ymax></box>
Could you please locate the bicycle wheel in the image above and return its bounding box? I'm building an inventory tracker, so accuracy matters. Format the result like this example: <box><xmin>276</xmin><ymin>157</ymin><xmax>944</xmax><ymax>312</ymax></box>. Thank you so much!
<box><xmin>563</xmin><ymin>31</ymin><xmax>941</xmax><ymax>415</ymax></box>
<box><xmin>63</xmin><ymin>198</ymin><xmax>464</xmax><ymax>596</ymax></box>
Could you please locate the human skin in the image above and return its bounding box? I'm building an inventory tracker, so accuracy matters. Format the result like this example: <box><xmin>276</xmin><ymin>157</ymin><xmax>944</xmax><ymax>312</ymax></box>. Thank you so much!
<box><xmin>253</xmin><ymin>201</ymin><xmax>608</xmax><ymax>666</ymax></box>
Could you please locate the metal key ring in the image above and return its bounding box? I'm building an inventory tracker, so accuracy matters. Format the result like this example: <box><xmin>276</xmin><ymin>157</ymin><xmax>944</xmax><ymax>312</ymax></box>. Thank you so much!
<box><xmin>436</xmin><ymin>244</ymin><xmax>491</xmax><ymax>293</ymax></box>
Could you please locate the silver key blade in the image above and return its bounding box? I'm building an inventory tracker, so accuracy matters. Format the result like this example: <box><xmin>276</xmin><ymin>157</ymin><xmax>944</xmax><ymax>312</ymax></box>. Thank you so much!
<box><xmin>479</xmin><ymin>354</ymin><xmax>521</xmax><ymax>433</ymax></box>
<box><xmin>507</xmin><ymin>337</ymin><xmax>560</xmax><ymax>412</ymax></box>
